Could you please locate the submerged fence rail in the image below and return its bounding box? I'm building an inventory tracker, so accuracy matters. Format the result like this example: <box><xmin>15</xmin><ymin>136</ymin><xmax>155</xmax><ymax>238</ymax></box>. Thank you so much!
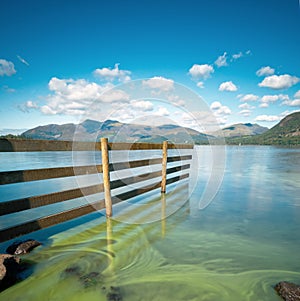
<box><xmin>0</xmin><ymin>138</ymin><xmax>193</xmax><ymax>242</ymax></box>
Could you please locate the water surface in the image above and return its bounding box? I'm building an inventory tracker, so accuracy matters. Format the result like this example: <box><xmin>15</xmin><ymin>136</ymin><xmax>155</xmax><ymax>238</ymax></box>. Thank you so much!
<box><xmin>0</xmin><ymin>146</ymin><xmax>299</xmax><ymax>300</ymax></box>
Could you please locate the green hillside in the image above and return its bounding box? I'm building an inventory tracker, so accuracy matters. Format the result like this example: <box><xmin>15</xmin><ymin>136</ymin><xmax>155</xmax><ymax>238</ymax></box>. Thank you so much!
<box><xmin>226</xmin><ymin>112</ymin><xmax>300</xmax><ymax>145</ymax></box>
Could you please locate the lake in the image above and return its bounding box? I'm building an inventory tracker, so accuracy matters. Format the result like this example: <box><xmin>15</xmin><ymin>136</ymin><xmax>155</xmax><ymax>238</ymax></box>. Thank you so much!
<box><xmin>0</xmin><ymin>145</ymin><xmax>300</xmax><ymax>300</ymax></box>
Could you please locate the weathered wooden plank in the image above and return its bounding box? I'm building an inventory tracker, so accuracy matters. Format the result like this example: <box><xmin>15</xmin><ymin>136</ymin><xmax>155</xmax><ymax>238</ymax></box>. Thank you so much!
<box><xmin>0</xmin><ymin>139</ymin><xmax>98</xmax><ymax>152</ymax></box>
<box><xmin>0</xmin><ymin>184</ymin><xmax>104</xmax><ymax>216</ymax></box>
<box><xmin>109</xmin><ymin>158</ymin><xmax>162</xmax><ymax>171</ymax></box>
<box><xmin>112</xmin><ymin>181</ymin><xmax>162</xmax><ymax>204</ymax></box>
<box><xmin>0</xmin><ymin>138</ymin><xmax>194</xmax><ymax>152</ymax></box>
<box><xmin>166</xmin><ymin>173</ymin><xmax>189</xmax><ymax>185</ymax></box>
<box><xmin>112</xmin><ymin>173</ymin><xmax>190</xmax><ymax>205</ymax></box>
<box><xmin>0</xmin><ymin>165</ymin><xmax>103</xmax><ymax>185</ymax></box>
<box><xmin>108</xmin><ymin>142</ymin><xmax>193</xmax><ymax>150</ymax></box>
<box><xmin>166</xmin><ymin>164</ymin><xmax>190</xmax><ymax>175</ymax></box>
<box><xmin>0</xmin><ymin>155</ymin><xmax>191</xmax><ymax>185</ymax></box>
<box><xmin>110</xmin><ymin>155</ymin><xmax>192</xmax><ymax>171</ymax></box>
<box><xmin>0</xmin><ymin>201</ymin><xmax>105</xmax><ymax>242</ymax></box>
<box><xmin>167</xmin><ymin>155</ymin><xmax>192</xmax><ymax>162</ymax></box>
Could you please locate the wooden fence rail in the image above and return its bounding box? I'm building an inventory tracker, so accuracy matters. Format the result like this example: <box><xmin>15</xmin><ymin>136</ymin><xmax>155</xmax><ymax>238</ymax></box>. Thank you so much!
<box><xmin>0</xmin><ymin>138</ymin><xmax>193</xmax><ymax>242</ymax></box>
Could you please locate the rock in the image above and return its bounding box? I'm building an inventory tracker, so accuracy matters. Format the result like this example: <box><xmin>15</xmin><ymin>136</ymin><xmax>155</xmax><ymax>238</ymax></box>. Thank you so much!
<box><xmin>62</xmin><ymin>265</ymin><xmax>103</xmax><ymax>289</ymax></box>
<box><xmin>0</xmin><ymin>254</ymin><xmax>21</xmax><ymax>291</ymax></box>
<box><xmin>106</xmin><ymin>286</ymin><xmax>122</xmax><ymax>301</ymax></box>
<box><xmin>6</xmin><ymin>239</ymin><xmax>41</xmax><ymax>255</ymax></box>
<box><xmin>79</xmin><ymin>272</ymin><xmax>101</xmax><ymax>288</ymax></box>
<box><xmin>63</xmin><ymin>265</ymin><xmax>81</xmax><ymax>277</ymax></box>
<box><xmin>274</xmin><ymin>281</ymin><xmax>300</xmax><ymax>301</ymax></box>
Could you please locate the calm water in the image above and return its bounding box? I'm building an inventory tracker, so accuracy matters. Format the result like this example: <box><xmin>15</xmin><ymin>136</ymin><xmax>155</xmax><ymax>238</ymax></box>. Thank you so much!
<box><xmin>0</xmin><ymin>146</ymin><xmax>300</xmax><ymax>301</ymax></box>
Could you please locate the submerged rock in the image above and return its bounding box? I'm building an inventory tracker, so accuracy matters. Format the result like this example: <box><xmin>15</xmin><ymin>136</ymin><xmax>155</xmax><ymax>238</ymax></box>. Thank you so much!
<box><xmin>62</xmin><ymin>265</ymin><xmax>103</xmax><ymax>288</ymax></box>
<box><xmin>274</xmin><ymin>281</ymin><xmax>300</xmax><ymax>301</ymax></box>
<box><xmin>79</xmin><ymin>272</ymin><xmax>101</xmax><ymax>288</ymax></box>
<box><xmin>63</xmin><ymin>265</ymin><xmax>81</xmax><ymax>277</ymax></box>
<box><xmin>0</xmin><ymin>254</ymin><xmax>21</xmax><ymax>291</ymax></box>
<box><xmin>6</xmin><ymin>239</ymin><xmax>41</xmax><ymax>255</ymax></box>
<box><xmin>106</xmin><ymin>286</ymin><xmax>122</xmax><ymax>301</ymax></box>
<box><xmin>63</xmin><ymin>265</ymin><xmax>122</xmax><ymax>299</ymax></box>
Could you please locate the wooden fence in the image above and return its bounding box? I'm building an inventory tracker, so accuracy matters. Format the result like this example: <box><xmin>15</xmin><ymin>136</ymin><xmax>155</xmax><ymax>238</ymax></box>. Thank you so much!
<box><xmin>0</xmin><ymin>138</ymin><xmax>193</xmax><ymax>242</ymax></box>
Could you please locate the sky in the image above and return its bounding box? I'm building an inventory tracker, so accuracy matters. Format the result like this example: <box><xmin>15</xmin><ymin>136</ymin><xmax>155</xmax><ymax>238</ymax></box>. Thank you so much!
<box><xmin>1</xmin><ymin>0</ymin><xmax>300</xmax><ymax>135</ymax></box>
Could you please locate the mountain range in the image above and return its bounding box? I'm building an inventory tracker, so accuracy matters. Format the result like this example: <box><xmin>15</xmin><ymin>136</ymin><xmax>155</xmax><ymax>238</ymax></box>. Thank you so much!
<box><xmin>3</xmin><ymin>112</ymin><xmax>300</xmax><ymax>145</ymax></box>
<box><xmin>21</xmin><ymin>119</ymin><xmax>213</xmax><ymax>144</ymax></box>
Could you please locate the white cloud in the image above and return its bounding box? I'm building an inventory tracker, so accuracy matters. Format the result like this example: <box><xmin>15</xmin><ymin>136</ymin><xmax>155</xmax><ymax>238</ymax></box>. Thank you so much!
<box><xmin>258</xmin><ymin>74</ymin><xmax>300</xmax><ymax>89</ymax></box>
<box><xmin>18</xmin><ymin>100</ymin><xmax>39</xmax><ymax>113</ymax></box>
<box><xmin>100</xmin><ymin>89</ymin><xmax>130</xmax><ymax>102</ymax></box>
<box><xmin>239</xmin><ymin>109</ymin><xmax>251</xmax><ymax>117</ymax></box>
<box><xmin>2</xmin><ymin>85</ymin><xmax>16</xmax><ymax>93</ymax></box>
<box><xmin>215</xmin><ymin>52</ymin><xmax>228</xmax><ymax>67</ymax></box>
<box><xmin>130</xmin><ymin>99</ymin><xmax>154</xmax><ymax>111</ymax></box>
<box><xmin>238</xmin><ymin>102</ymin><xmax>254</xmax><ymax>116</ymax></box>
<box><xmin>238</xmin><ymin>103</ymin><xmax>254</xmax><ymax>110</ymax></box>
<box><xmin>210</xmin><ymin>101</ymin><xmax>232</xmax><ymax>124</ymax></box>
<box><xmin>154</xmin><ymin>106</ymin><xmax>170</xmax><ymax>117</ymax></box>
<box><xmin>285</xmin><ymin>98</ymin><xmax>300</xmax><ymax>107</ymax></box>
<box><xmin>93</xmin><ymin>63</ymin><xmax>131</xmax><ymax>82</ymax></box>
<box><xmin>17</xmin><ymin>55</ymin><xmax>29</xmax><ymax>66</ymax></box>
<box><xmin>261</xmin><ymin>94</ymin><xmax>288</xmax><ymax>104</ymax></box>
<box><xmin>294</xmin><ymin>90</ymin><xmax>300</xmax><ymax>98</ymax></box>
<box><xmin>178</xmin><ymin>111</ymin><xmax>218</xmax><ymax>132</ymax></box>
<box><xmin>210</xmin><ymin>101</ymin><xmax>222</xmax><ymax>110</ymax></box>
<box><xmin>258</xmin><ymin>94</ymin><xmax>289</xmax><ymax>108</ymax></box>
<box><xmin>279</xmin><ymin>91</ymin><xmax>300</xmax><ymax>107</ymax></box>
<box><xmin>255</xmin><ymin>114</ymin><xmax>281</xmax><ymax>122</ymax></box>
<box><xmin>259</xmin><ymin>103</ymin><xmax>269</xmax><ymax>108</ymax></box>
<box><xmin>48</xmin><ymin>77</ymin><xmax>115</xmax><ymax>102</ymax></box>
<box><xmin>188</xmin><ymin>64</ymin><xmax>214</xmax><ymax>79</ymax></box>
<box><xmin>231</xmin><ymin>50</ymin><xmax>251</xmax><ymax>61</ymax></box>
<box><xmin>109</xmin><ymin>108</ymin><xmax>135</xmax><ymax>123</ymax></box>
<box><xmin>197</xmin><ymin>81</ymin><xmax>204</xmax><ymax>88</ymax></box>
<box><xmin>256</xmin><ymin>66</ymin><xmax>275</xmax><ymax>77</ymax></box>
<box><xmin>142</xmin><ymin>76</ymin><xmax>174</xmax><ymax>92</ymax></box>
<box><xmin>0</xmin><ymin>59</ymin><xmax>16</xmax><ymax>76</ymax></box>
<box><xmin>238</xmin><ymin>94</ymin><xmax>259</xmax><ymax>102</ymax></box>
<box><xmin>254</xmin><ymin>111</ymin><xmax>292</xmax><ymax>122</ymax></box>
<box><xmin>0</xmin><ymin>128</ymin><xmax>28</xmax><ymax>136</ymax></box>
<box><xmin>40</xmin><ymin>77</ymin><xmax>129</xmax><ymax>115</ymax></box>
<box><xmin>232</xmin><ymin>52</ymin><xmax>243</xmax><ymax>60</ymax></box>
<box><xmin>219</xmin><ymin>81</ymin><xmax>238</xmax><ymax>92</ymax></box>
<box><xmin>282</xmin><ymin>98</ymin><xmax>300</xmax><ymax>107</ymax></box>
<box><xmin>26</xmin><ymin>100</ymin><xmax>38</xmax><ymax>109</ymax></box>
<box><xmin>167</xmin><ymin>94</ymin><xmax>186</xmax><ymax>107</ymax></box>
<box><xmin>261</xmin><ymin>95</ymin><xmax>280</xmax><ymax>103</ymax></box>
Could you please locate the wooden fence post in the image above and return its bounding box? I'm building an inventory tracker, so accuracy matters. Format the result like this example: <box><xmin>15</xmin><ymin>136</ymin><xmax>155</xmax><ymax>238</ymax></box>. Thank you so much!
<box><xmin>161</xmin><ymin>193</ymin><xmax>166</xmax><ymax>238</ymax></box>
<box><xmin>161</xmin><ymin>140</ymin><xmax>168</xmax><ymax>193</ymax></box>
<box><xmin>101</xmin><ymin>138</ymin><xmax>112</xmax><ymax>217</ymax></box>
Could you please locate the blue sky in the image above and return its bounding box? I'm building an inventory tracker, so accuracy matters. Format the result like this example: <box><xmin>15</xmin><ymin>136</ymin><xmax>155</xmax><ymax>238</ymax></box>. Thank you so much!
<box><xmin>1</xmin><ymin>0</ymin><xmax>300</xmax><ymax>135</ymax></box>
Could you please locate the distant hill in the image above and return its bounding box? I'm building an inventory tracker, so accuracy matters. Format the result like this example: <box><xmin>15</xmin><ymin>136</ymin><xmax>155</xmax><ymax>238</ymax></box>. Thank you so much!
<box><xmin>214</xmin><ymin>123</ymin><xmax>268</xmax><ymax>138</ymax></box>
<box><xmin>22</xmin><ymin>123</ymin><xmax>77</xmax><ymax>140</ymax></box>
<box><xmin>226</xmin><ymin>112</ymin><xmax>300</xmax><ymax>145</ymax></box>
<box><xmin>21</xmin><ymin>119</ymin><xmax>213</xmax><ymax>144</ymax></box>
<box><xmin>262</xmin><ymin>112</ymin><xmax>300</xmax><ymax>138</ymax></box>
